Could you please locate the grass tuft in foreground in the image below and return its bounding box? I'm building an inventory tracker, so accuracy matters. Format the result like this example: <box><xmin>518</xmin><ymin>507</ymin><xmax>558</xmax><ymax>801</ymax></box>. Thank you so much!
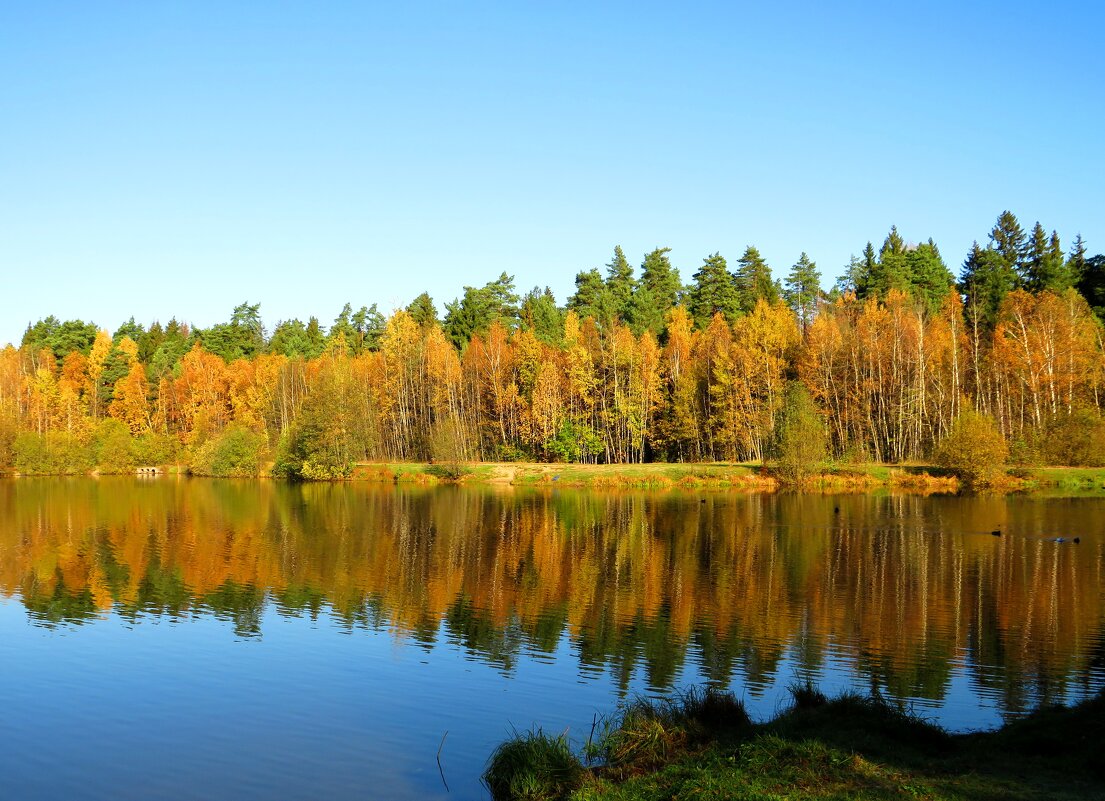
<box><xmin>484</xmin><ymin>728</ymin><xmax>585</xmax><ymax>801</ymax></box>
<box><xmin>487</xmin><ymin>686</ymin><xmax>1105</xmax><ymax>800</ymax></box>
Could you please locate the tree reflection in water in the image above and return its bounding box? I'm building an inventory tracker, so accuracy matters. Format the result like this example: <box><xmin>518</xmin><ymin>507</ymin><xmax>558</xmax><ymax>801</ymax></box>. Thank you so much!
<box><xmin>1</xmin><ymin>478</ymin><xmax>1102</xmax><ymax>715</ymax></box>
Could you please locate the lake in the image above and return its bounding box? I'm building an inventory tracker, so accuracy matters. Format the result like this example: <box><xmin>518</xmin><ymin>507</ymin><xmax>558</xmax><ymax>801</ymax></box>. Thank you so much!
<box><xmin>0</xmin><ymin>478</ymin><xmax>1102</xmax><ymax>800</ymax></box>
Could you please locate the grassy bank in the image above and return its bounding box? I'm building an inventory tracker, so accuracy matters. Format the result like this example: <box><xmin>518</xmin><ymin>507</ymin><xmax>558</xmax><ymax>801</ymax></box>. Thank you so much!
<box><xmin>485</xmin><ymin>687</ymin><xmax>1105</xmax><ymax>801</ymax></box>
<box><xmin>350</xmin><ymin>461</ymin><xmax>777</xmax><ymax>490</ymax></box>
<box><xmin>347</xmin><ymin>461</ymin><xmax>1105</xmax><ymax>495</ymax></box>
<box><xmin>5</xmin><ymin>459</ymin><xmax>1104</xmax><ymax>495</ymax></box>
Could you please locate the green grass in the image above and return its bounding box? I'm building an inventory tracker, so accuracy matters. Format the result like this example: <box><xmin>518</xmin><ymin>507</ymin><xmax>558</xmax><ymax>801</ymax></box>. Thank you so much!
<box><xmin>485</xmin><ymin>728</ymin><xmax>585</xmax><ymax>801</ymax></box>
<box><xmin>487</xmin><ymin>687</ymin><xmax>1105</xmax><ymax>801</ymax></box>
<box><xmin>1016</xmin><ymin>466</ymin><xmax>1105</xmax><ymax>494</ymax></box>
<box><xmin>344</xmin><ymin>460</ymin><xmax>1105</xmax><ymax>496</ymax></box>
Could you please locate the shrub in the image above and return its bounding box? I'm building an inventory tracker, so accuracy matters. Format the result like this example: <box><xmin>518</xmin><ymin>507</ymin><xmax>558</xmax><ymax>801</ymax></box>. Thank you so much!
<box><xmin>483</xmin><ymin>729</ymin><xmax>583</xmax><ymax>801</ymax></box>
<box><xmin>0</xmin><ymin>407</ymin><xmax>18</xmax><ymax>467</ymax></box>
<box><xmin>770</xmin><ymin>382</ymin><xmax>828</xmax><ymax>483</ymax></box>
<box><xmin>272</xmin><ymin>372</ymin><xmax>357</xmax><ymax>480</ymax></box>
<box><xmin>132</xmin><ymin>432</ymin><xmax>178</xmax><ymax>466</ymax></box>
<box><xmin>546</xmin><ymin>420</ymin><xmax>603</xmax><ymax>463</ymax></box>
<box><xmin>93</xmin><ymin>419</ymin><xmax>136</xmax><ymax>474</ymax></box>
<box><xmin>1035</xmin><ymin>408</ymin><xmax>1105</xmax><ymax>467</ymax></box>
<box><xmin>189</xmin><ymin>425</ymin><xmax>266</xmax><ymax>477</ymax></box>
<box><xmin>14</xmin><ymin>431</ymin><xmax>94</xmax><ymax>475</ymax></box>
<box><xmin>934</xmin><ymin>410</ymin><xmax>1008</xmax><ymax>487</ymax></box>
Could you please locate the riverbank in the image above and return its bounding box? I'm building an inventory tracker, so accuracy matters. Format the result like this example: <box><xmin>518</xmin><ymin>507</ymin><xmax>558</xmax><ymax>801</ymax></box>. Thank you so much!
<box><xmin>485</xmin><ymin>687</ymin><xmax>1105</xmax><ymax>801</ymax></box>
<box><xmin>4</xmin><ymin>460</ymin><xmax>1105</xmax><ymax>495</ymax></box>
<box><xmin>347</xmin><ymin>461</ymin><xmax>1105</xmax><ymax>495</ymax></box>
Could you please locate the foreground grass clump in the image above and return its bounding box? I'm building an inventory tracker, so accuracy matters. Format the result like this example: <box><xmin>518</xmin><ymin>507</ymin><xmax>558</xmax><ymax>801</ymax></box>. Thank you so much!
<box><xmin>484</xmin><ymin>729</ymin><xmax>584</xmax><ymax>801</ymax></box>
<box><xmin>589</xmin><ymin>687</ymin><xmax>751</xmax><ymax>776</ymax></box>
<box><xmin>488</xmin><ymin>686</ymin><xmax>1105</xmax><ymax>800</ymax></box>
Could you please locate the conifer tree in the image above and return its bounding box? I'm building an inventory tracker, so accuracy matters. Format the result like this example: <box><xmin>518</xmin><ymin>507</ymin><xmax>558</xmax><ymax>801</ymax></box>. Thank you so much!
<box><xmin>567</xmin><ymin>268</ymin><xmax>608</xmax><ymax>322</ymax></box>
<box><xmin>1021</xmin><ymin>223</ymin><xmax>1071</xmax><ymax>292</ymax></box>
<box><xmin>784</xmin><ymin>253</ymin><xmax>821</xmax><ymax>334</ymax></box>
<box><xmin>520</xmin><ymin>287</ymin><xmax>563</xmax><ymax>345</ymax></box>
<box><xmin>406</xmin><ymin>293</ymin><xmax>439</xmax><ymax>329</ymax></box>
<box><xmin>852</xmin><ymin>242</ymin><xmax>879</xmax><ymax>299</ymax></box>
<box><xmin>960</xmin><ymin>241</ymin><xmax>1016</xmax><ymax>330</ymax></box>
<box><xmin>735</xmin><ymin>246</ymin><xmax>780</xmax><ymax>313</ymax></box>
<box><xmin>604</xmin><ymin>246</ymin><xmax>635</xmax><ymax>322</ymax></box>
<box><xmin>639</xmin><ymin>247</ymin><xmax>681</xmax><ymax>311</ymax></box>
<box><xmin>444</xmin><ymin>273</ymin><xmax>520</xmax><ymax>349</ymax></box>
<box><xmin>990</xmin><ymin>210</ymin><xmax>1027</xmax><ymax>281</ymax></box>
<box><xmin>630</xmin><ymin>247</ymin><xmax>681</xmax><ymax>337</ymax></box>
<box><xmin>1068</xmin><ymin>234</ymin><xmax>1087</xmax><ymax>281</ymax></box>
<box><xmin>688</xmin><ymin>252</ymin><xmax>740</xmax><ymax>327</ymax></box>
<box><xmin>906</xmin><ymin>239</ymin><xmax>955</xmax><ymax>313</ymax></box>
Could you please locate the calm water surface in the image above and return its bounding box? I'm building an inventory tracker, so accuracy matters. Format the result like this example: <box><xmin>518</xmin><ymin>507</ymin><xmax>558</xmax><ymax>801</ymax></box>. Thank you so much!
<box><xmin>1</xmin><ymin>479</ymin><xmax>1102</xmax><ymax>800</ymax></box>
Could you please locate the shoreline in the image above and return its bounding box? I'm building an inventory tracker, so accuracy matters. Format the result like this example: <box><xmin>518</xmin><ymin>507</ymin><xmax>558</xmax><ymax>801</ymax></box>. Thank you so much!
<box><xmin>354</xmin><ymin>461</ymin><xmax>1105</xmax><ymax>495</ymax></box>
<box><xmin>485</xmin><ymin>687</ymin><xmax>1105</xmax><ymax>800</ymax></box>
<box><xmin>3</xmin><ymin>461</ymin><xmax>1105</xmax><ymax>495</ymax></box>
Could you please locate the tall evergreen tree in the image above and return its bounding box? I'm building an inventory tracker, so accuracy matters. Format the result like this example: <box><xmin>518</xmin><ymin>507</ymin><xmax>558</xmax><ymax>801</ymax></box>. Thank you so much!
<box><xmin>330</xmin><ymin>303</ymin><xmax>356</xmax><ymax>347</ymax></box>
<box><xmin>604</xmin><ymin>246</ymin><xmax>635</xmax><ymax>323</ymax></box>
<box><xmin>734</xmin><ymin>246</ymin><xmax>780</xmax><ymax>313</ymax></box>
<box><xmin>443</xmin><ymin>273</ymin><xmax>520</xmax><ymax>349</ymax></box>
<box><xmin>270</xmin><ymin>318</ymin><xmax>326</xmax><ymax>359</ymax></box>
<box><xmin>688</xmin><ymin>252</ymin><xmax>740</xmax><ymax>327</ymax></box>
<box><xmin>852</xmin><ymin>242</ymin><xmax>879</xmax><ymax>299</ymax></box>
<box><xmin>114</xmin><ymin>317</ymin><xmax>145</xmax><ymax>343</ymax></box>
<box><xmin>905</xmin><ymin>239</ymin><xmax>955</xmax><ymax>313</ymax></box>
<box><xmin>639</xmin><ymin>247</ymin><xmax>682</xmax><ymax>311</ymax></box>
<box><xmin>149</xmin><ymin>318</ymin><xmax>191</xmax><ymax>377</ymax></box>
<box><xmin>567</xmin><ymin>268</ymin><xmax>609</xmax><ymax>322</ymax></box>
<box><xmin>631</xmin><ymin>247</ymin><xmax>681</xmax><ymax>337</ymax></box>
<box><xmin>520</xmin><ymin>287</ymin><xmax>563</xmax><ymax>345</ymax></box>
<box><xmin>783</xmin><ymin>252</ymin><xmax>821</xmax><ymax>334</ymax></box>
<box><xmin>1068</xmin><ymin>234</ymin><xmax>1088</xmax><ymax>281</ymax></box>
<box><xmin>857</xmin><ymin>226</ymin><xmax>911</xmax><ymax>298</ymax></box>
<box><xmin>1044</xmin><ymin>230</ymin><xmax>1072</xmax><ymax>292</ymax></box>
<box><xmin>406</xmin><ymin>292</ymin><xmax>439</xmax><ymax>328</ymax></box>
<box><xmin>960</xmin><ymin>241</ymin><xmax>1016</xmax><ymax>330</ymax></box>
<box><xmin>1076</xmin><ymin>253</ymin><xmax>1105</xmax><ymax>323</ymax></box>
<box><xmin>989</xmin><ymin>210</ymin><xmax>1027</xmax><ymax>281</ymax></box>
<box><xmin>836</xmin><ymin>254</ymin><xmax>864</xmax><ymax>296</ymax></box>
<box><xmin>21</xmin><ymin>317</ymin><xmax>99</xmax><ymax>360</ymax></box>
<box><xmin>200</xmin><ymin>302</ymin><xmax>265</xmax><ymax>361</ymax></box>
<box><xmin>352</xmin><ymin>304</ymin><xmax>386</xmax><ymax>352</ymax></box>
<box><xmin>138</xmin><ymin>321</ymin><xmax>164</xmax><ymax>363</ymax></box>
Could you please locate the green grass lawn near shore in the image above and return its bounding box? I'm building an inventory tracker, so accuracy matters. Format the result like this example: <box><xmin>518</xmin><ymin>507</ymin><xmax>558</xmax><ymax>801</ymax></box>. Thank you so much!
<box><xmin>349</xmin><ymin>460</ymin><xmax>1105</xmax><ymax>495</ymax></box>
<box><xmin>485</xmin><ymin>688</ymin><xmax>1105</xmax><ymax>801</ymax></box>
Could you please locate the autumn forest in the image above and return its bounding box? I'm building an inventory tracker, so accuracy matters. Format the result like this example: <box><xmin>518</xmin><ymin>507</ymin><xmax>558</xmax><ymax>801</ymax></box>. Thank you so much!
<box><xmin>4</xmin><ymin>211</ymin><xmax>1105</xmax><ymax>478</ymax></box>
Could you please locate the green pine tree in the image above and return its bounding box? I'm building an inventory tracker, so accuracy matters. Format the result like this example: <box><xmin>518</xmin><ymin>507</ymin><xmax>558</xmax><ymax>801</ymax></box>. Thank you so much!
<box><xmin>688</xmin><ymin>252</ymin><xmax>740</xmax><ymax>327</ymax></box>
<box><xmin>734</xmin><ymin>246</ymin><xmax>780</xmax><ymax>313</ymax></box>
<box><xmin>604</xmin><ymin>246</ymin><xmax>635</xmax><ymax>323</ymax></box>
<box><xmin>784</xmin><ymin>252</ymin><xmax>821</xmax><ymax>333</ymax></box>
<box><xmin>990</xmin><ymin>210</ymin><xmax>1027</xmax><ymax>282</ymax></box>
<box><xmin>960</xmin><ymin>242</ymin><xmax>1016</xmax><ymax>331</ymax></box>
<box><xmin>905</xmin><ymin>239</ymin><xmax>955</xmax><ymax>313</ymax></box>
<box><xmin>632</xmin><ymin>247</ymin><xmax>682</xmax><ymax>336</ymax></box>
<box><xmin>520</xmin><ymin>287</ymin><xmax>563</xmax><ymax>345</ymax></box>
<box><xmin>567</xmin><ymin>268</ymin><xmax>609</xmax><ymax>322</ymax></box>
<box><xmin>406</xmin><ymin>292</ymin><xmax>439</xmax><ymax>328</ymax></box>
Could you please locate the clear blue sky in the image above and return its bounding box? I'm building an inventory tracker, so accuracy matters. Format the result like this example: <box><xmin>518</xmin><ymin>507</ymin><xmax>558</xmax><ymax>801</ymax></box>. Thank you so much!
<box><xmin>2</xmin><ymin>1</ymin><xmax>1102</xmax><ymax>346</ymax></box>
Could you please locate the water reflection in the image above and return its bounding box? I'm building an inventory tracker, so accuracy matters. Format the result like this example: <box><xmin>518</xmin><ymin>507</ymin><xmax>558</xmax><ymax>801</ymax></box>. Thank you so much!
<box><xmin>1</xmin><ymin>479</ymin><xmax>1102</xmax><ymax>716</ymax></box>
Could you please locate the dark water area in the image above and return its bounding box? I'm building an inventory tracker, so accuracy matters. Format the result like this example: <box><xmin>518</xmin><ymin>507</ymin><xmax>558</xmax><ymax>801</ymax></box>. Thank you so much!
<box><xmin>1</xmin><ymin>478</ymin><xmax>1102</xmax><ymax>800</ymax></box>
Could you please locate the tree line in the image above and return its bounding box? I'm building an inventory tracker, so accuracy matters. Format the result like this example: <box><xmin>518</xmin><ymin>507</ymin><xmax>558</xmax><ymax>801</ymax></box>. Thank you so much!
<box><xmin>3</xmin><ymin>210</ymin><xmax>1104</xmax><ymax>476</ymax></box>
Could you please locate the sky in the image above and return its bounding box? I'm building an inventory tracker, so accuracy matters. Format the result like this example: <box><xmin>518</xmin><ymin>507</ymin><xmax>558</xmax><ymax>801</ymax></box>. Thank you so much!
<box><xmin>2</xmin><ymin>1</ymin><xmax>1103</xmax><ymax>346</ymax></box>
